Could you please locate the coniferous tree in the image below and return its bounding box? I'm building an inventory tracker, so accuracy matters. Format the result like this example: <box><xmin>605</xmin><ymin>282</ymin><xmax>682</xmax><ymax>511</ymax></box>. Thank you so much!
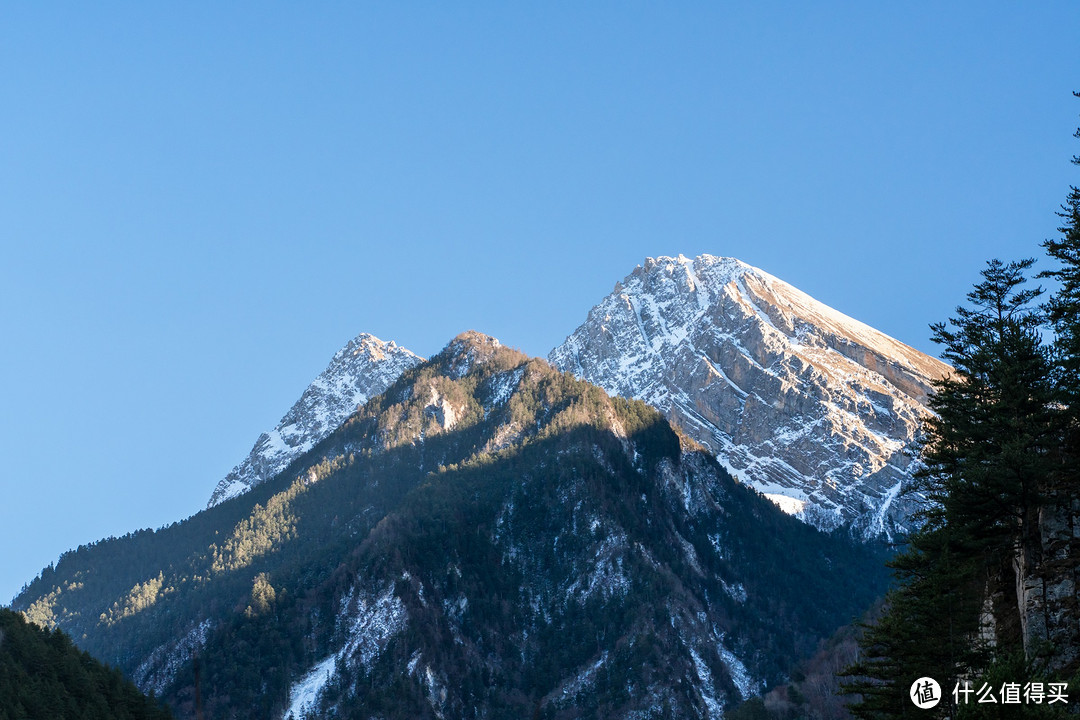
<box><xmin>924</xmin><ymin>258</ymin><xmax>1054</xmax><ymax>554</ymax></box>
<box><xmin>846</xmin><ymin>98</ymin><xmax>1080</xmax><ymax>718</ymax></box>
<box><xmin>1041</xmin><ymin>92</ymin><xmax>1080</xmax><ymax>466</ymax></box>
<box><xmin>844</xmin><ymin>259</ymin><xmax>1052</xmax><ymax>719</ymax></box>
<box><xmin>0</xmin><ymin>609</ymin><xmax>173</xmax><ymax>720</ymax></box>
<box><xmin>1041</xmin><ymin>92</ymin><xmax>1080</xmax><ymax>418</ymax></box>
<box><xmin>1035</xmin><ymin>93</ymin><xmax>1080</xmax><ymax>676</ymax></box>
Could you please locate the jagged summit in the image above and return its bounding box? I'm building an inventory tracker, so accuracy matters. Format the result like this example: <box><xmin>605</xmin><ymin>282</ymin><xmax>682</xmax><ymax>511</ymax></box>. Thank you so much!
<box><xmin>332</xmin><ymin>332</ymin><xmax>412</xmax><ymax>365</ymax></box>
<box><xmin>207</xmin><ymin>332</ymin><xmax>423</xmax><ymax>507</ymax></box>
<box><xmin>551</xmin><ymin>253</ymin><xmax>951</xmax><ymax>537</ymax></box>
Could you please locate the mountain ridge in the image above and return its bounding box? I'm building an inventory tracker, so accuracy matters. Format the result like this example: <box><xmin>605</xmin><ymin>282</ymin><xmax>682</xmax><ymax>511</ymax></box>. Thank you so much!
<box><xmin>201</xmin><ymin>254</ymin><xmax>947</xmax><ymax>542</ymax></box>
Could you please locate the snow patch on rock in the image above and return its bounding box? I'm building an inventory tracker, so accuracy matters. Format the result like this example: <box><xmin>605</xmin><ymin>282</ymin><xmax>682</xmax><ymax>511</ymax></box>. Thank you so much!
<box><xmin>764</xmin><ymin>493</ymin><xmax>807</xmax><ymax>516</ymax></box>
<box><xmin>718</xmin><ymin>638</ymin><xmax>759</xmax><ymax>700</ymax></box>
<box><xmin>689</xmin><ymin>647</ymin><xmax>725</xmax><ymax>720</ymax></box>
<box><xmin>133</xmin><ymin>619</ymin><xmax>211</xmax><ymax>695</ymax></box>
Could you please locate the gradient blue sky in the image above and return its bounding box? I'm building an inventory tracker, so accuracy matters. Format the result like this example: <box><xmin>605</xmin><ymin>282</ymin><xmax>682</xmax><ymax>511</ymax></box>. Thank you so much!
<box><xmin>2</xmin><ymin>3</ymin><xmax>1078</xmax><ymax>603</ymax></box>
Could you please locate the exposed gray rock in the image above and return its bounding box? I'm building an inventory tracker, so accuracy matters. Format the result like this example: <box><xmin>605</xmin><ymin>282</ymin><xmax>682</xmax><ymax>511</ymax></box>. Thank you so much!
<box><xmin>1016</xmin><ymin>493</ymin><xmax>1080</xmax><ymax>672</ymax></box>
<box><xmin>550</xmin><ymin>254</ymin><xmax>952</xmax><ymax>537</ymax></box>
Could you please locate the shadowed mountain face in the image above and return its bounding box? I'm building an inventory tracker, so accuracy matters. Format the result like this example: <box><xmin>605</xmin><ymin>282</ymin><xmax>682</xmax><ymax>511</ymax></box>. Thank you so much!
<box><xmin>14</xmin><ymin>333</ymin><xmax>889</xmax><ymax>719</ymax></box>
<box><xmin>550</xmin><ymin>255</ymin><xmax>951</xmax><ymax>538</ymax></box>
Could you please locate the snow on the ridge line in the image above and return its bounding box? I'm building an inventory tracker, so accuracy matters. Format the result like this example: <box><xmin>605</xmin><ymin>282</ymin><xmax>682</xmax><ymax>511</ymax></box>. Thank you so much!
<box><xmin>736</xmin><ymin>259</ymin><xmax>908</xmax><ymax>355</ymax></box>
<box><xmin>751</xmin><ymin>264</ymin><xmax>951</xmax><ymax>381</ymax></box>
<box><xmin>662</xmin><ymin>253</ymin><xmax>947</xmax><ymax>378</ymax></box>
<box><xmin>212</xmin><ymin>480</ymin><xmax>248</xmax><ymax>504</ymax></box>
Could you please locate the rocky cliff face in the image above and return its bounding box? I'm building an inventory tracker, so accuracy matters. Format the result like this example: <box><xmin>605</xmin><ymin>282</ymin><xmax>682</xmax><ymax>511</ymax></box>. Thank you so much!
<box><xmin>550</xmin><ymin>254</ymin><xmax>952</xmax><ymax>538</ymax></box>
<box><xmin>207</xmin><ymin>333</ymin><xmax>422</xmax><ymax>507</ymax></box>
<box><xmin>1014</xmin><ymin>492</ymin><xmax>1080</xmax><ymax>673</ymax></box>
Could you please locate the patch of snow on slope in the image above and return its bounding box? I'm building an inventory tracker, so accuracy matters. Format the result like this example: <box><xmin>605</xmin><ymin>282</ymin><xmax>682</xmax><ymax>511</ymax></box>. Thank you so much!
<box><xmin>764</xmin><ymin>493</ymin><xmax>807</xmax><ymax>515</ymax></box>
<box><xmin>285</xmin><ymin>582</ymin><xmax>406</xmax><ymax>717</ymax></box>
<box><xmin>133</xmin><ymin>619</ymin><xmax>211</xmax><ymax>695</ymax></box>
<box><xmin>721</xmin><ymin>579</ymin><xmax>748</xmax><ymax>603</ymax></box>
<box><xmin>566</xmin><ymin>531</ymin><xmax>631</xmax><ymax>603</ymax></box>
<box><xmin>873</xmin><ymin>478</ymin><xmax>904</xmax><ymax>538</ymax></box>
<box><xmin>425</xmin><ymin>388</ymin><xmax>459</xmax><ymax>431</ymax></box>
<box><xmin>483</xmin><ymin>368</ymin><xmax>525</xmax><ymax>412</ymax></box>
<box><xmin>677</xmin><ymin>533</ymin><xmax>703</xmax><ymax>575</ymax></box>
<box><xmin>421</xmin><ymin>664</ymin><xmax>449</xmax><ymax>719</ymax></box>
<box><xmin>341</xmin><ymin>582</ymin><xmax>408</xmax><ymax>668</ymax></box>
<box><xmin>717</xmin><ymin>638</ymin><xmax>759</xmax><ymax>700</ymax></box>
<box><xmin>557</xmin><ymin>652</ymin><xmax>609</xmax><ymax>700</ymax></box>
<box><xmin>689</xmin><ymin>647</ymin><xmax>724</xmax><ymax>719</ymax></box>
<box><xmin>286</xmin><ymin>654</ymin><xmax>336</xmax><ymax>720</ymax></box>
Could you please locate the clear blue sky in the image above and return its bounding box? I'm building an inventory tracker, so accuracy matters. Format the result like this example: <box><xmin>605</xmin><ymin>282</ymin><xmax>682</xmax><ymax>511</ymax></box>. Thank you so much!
<box><xmin>2</xmin><ymin>3</ymin><xmax>1078</xmax><ymax>604</ymax></box>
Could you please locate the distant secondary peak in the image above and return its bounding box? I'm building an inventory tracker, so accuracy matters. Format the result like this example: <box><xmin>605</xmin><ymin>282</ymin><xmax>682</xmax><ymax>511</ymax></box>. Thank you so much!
<box><xmin>206</xmin><ymin>331</ymin><xmax>423</xmax><ymax>507</ymax></box>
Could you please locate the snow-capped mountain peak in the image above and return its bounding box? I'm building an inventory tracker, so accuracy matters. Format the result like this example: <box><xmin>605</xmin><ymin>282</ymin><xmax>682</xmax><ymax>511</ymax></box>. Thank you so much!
<box><xmin>207</xmin><ymin>333</ymin><xmax>423</xmax><ymax>507</ymax></box>
<box><xmin>550</xmin><ymin>254</ymin><xmax>951</xmax><ymax>537</ymax></box>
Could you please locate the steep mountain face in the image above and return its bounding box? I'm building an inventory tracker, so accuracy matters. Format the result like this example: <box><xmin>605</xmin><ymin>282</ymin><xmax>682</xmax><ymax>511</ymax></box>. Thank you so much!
<box><xmin>550</xmin><ymin>255</ymin><xmax>951</xmax><ymax>538</ymax></box>
<box><xmin>14</xmin><ymin>333</ymin><xmax>889</xmax><ymax>720</ymax></box>
<box><xmin>208</xmin><ymin>333</ymin><xmax>423</xmax><ymax>507</ymax></box>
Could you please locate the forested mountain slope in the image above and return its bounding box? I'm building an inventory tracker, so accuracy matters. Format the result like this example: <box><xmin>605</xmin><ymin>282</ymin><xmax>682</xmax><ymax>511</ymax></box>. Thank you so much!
<box><xmin>15</xmin><ymin>333</ymin><xmax>890</xmax><ymax>719</ymax></box>
<box><xmin>0</xmin><ymin>608</ymin><xmax>172</xmax><ymax>720</ymax></box>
